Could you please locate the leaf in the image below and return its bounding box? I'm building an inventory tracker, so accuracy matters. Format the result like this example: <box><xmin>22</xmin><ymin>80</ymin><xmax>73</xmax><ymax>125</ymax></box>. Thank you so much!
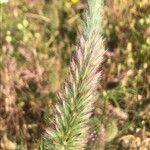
<box><xmin>106</xmin><ymin>120</ymin><xmax>118</xmax><ymax>142</ymax></box>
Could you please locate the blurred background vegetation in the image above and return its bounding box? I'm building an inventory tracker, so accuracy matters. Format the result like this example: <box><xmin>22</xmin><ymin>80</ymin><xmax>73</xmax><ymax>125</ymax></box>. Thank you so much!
<box><xmin>0</xmin><ymin>0</ymin><xmax>150</xmax><ymax>149</ymax></box>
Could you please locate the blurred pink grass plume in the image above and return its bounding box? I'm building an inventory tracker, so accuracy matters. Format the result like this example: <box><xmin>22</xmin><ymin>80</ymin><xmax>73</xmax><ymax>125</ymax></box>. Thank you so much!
<box><xmin>42</xmin><ymin>0</ymin><xmax>106</xmax><ymax>149</ymax></box>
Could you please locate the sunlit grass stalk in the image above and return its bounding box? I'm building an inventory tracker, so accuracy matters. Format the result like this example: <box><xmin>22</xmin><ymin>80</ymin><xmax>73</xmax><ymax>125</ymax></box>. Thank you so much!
<box><xmin>43</xmin><ymin>0</ymin><xmax>105</xmax><ymax>149</ymax></box>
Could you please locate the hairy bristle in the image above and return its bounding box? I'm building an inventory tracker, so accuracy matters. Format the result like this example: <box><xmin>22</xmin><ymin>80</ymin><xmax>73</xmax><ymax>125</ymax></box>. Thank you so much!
<box><xmin>43</xmin><ymin>0</ymin><xmax>105</xmax><ymax>149</ymax></box>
